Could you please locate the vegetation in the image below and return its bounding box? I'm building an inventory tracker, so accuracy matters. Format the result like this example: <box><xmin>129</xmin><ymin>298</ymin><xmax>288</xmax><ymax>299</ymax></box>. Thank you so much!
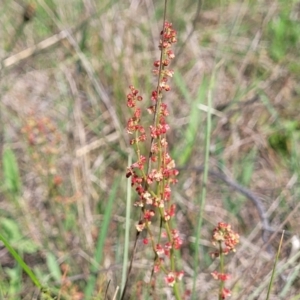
<box><xmin>0</xmin><ymin>0</ymin><xmax>300</xmax><ymax>299</ymax></box>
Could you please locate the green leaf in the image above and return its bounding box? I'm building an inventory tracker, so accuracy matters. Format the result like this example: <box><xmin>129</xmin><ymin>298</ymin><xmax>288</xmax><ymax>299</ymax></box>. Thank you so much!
<box><xmin>0</xmin><ymin>218</ymin><xmax>22</xmax><ymax>241</ymax></box>
<box><xmin>46</xmin><ymin>252</ymin><xmax>62</xmax><ymax>282</ymax></box>
<box><xmin>3</xmin><ymin>147</ymin><xmax>21</xmax><ymax>195</ymax></box>
<box><xmin>0</xmin><ymin>232</ymin><xmax>42</xmax><ymax>289</ymax></box>
<box><xmin>0</xmin><ymin>218</ymin><xmax>39</xmax><ymax>253</ymax></box>
<box><xmin>18</xmin><ymin>239</ymin><xmax>40</xmax><ymax>254</ymax></box>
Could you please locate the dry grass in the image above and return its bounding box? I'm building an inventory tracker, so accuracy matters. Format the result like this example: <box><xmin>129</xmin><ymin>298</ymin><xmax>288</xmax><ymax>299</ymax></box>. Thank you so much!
<box><xmin>0</xmin><ymin>0</ymin><xmax>300</xmax><ymax>299</ymax></box>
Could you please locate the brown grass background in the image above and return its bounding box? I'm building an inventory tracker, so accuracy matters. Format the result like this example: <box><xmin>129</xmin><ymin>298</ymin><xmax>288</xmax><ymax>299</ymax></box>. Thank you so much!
<box><xmin>1</xmin><ymin>0</ymin><xmax>300</xmax><ymax>299</ymax></box>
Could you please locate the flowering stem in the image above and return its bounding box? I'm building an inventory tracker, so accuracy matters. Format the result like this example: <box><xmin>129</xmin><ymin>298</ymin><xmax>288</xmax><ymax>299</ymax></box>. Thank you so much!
<box><xmin>218</xmin><ymin>241</ymin><xmax>225</xmax><ymax>300</ymax></box>
<box><xmin>124</xmin><ymin>20</ymin><xmax>182</xmax><ymax>299</ymax></box>
<box><xmin>173</xmin><ymin>278</ymin><xmax>181</xmax><ymax>300</ymax></box>
<box><xmin>147</xmin><ymin>3</ymin><xmax>167</xmax><ymax>174</ymax></box>
<box><xmin>211</xmin><ymin>222</ymin><xmax>239</xmax><ymax>299</ymax></box>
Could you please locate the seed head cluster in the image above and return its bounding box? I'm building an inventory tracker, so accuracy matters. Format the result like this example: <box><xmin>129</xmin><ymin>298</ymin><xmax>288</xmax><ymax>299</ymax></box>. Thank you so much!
<box><xmin>211</xmin><ymin>222</ymin><xmax>239</xmax><ymax>299</ymax></box>
<box><xmin>212</xmin><ymin>222</ymin><xmax>240</xmax><ymax>257</ymax></box>
<box><xmin>125</xmin><ymin>22</ymin><xmax>183</xmax><ymax>288</ymax></box>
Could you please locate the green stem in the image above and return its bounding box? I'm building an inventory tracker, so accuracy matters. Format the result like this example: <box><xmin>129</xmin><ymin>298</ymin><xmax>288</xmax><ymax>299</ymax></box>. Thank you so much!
<box><xmin>173</xmin><ymin>281</ymin><xmax>181</xmax><ymax>300</ymax></box>
<box><xmin>219</xmin><ymin>242</ymin><xmax>225</xmax><ymax>300</ymax></box>
<box><xmin>121</xmin><ymin>154</ymin><xmax>132</xmax><ymax>293</ymax></box>
<box><xmin>191</xmin><ymin>60</ymin><xmax>223</xmax><ymax>299</ymax></box>
<box><xmin>191</xmin><ymin>74</ymin><xmax>213</xmax><ymax>299</ymax></box>
<box><xmin>265</xmin><ymin>231</ymin><xmax>285</xmax><ymax>300</ymax></box>
<box><xmin>0</xmin><ymin>232</ymin><xmax>42</xmax><ymax>290</ymax></box>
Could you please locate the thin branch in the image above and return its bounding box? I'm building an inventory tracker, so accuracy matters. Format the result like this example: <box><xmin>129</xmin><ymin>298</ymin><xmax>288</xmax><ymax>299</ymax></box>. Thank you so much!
<box><xmin>181</xmin><ymin>166</ymin><xmax>272</xmax><ymax>243</ymax></box>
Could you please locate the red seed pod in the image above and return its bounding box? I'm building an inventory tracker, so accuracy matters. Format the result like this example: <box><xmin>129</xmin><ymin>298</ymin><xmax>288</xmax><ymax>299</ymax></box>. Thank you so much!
<box><xmin>154</xmin><ymin>60</ymin><xmax>161</xmax><ymax>67</ymax></box>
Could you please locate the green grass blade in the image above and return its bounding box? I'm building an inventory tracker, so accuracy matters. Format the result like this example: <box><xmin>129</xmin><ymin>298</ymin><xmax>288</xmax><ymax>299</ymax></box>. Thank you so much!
<box><xmin>121</xmin><ymin>154</ymin><xmax>132</xmax><ymax>293</ymax></box>
<box><xmin>173</xmin><ymin>73</ymin><xmax>207</xmax><ymax>166</ymax></box>
<box><xmin>46</xmin><ymin>252</ymin><xmax>62</xmax><ymax>282</ymax></box>
<box><xmin>280</xmin><ymin>263</ymin><xmax>300</xmax><ymax>297</ymax></box>
<box><xmin>191</xmin><ymin>67</ymin><xmax>217</xmax><ymax>299</ymax></box>
<box><xmin>248</xmin><ymin>247</ymin><xmax>300</xmax><ymax>300</ymax></box>
<box><xmin>0</xmin><ymin>232</ymin><xmax>42</xmax><ymax>289</ymax></box>
<box><xmin>84</xmin><ymin>177</ymin><xmax>120</xmax><ymax>299</ymax></box>
<box><xmin>265</xmin><ymin>230</ymin><xmax>285</xmax><ymax>300</ymax></box>
<box><xmin>2</xmin><ymin>147</ymin><xmax>21</xmax><ymax>195</ymax></box>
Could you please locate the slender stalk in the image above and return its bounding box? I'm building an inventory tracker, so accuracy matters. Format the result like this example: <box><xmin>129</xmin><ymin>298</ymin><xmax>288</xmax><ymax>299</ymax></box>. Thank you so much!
<box><xmin>147</xmin><ymin>0</ymin><xmax>168</xmax><ymax>173</ymax></box>
<box><xmin>0</xmin><ymin>232</ymin><xmax>42</xmax><ymax>290</ymax></box>
<box><xmin>191</xmin><ymin>70</ymin><xmax>214</xmax><ymax>299</ymax></box>
<box><xmin>121</xmin><ymin>154</ymin><xmax>132</xmax><ymax>293</ymax></box>
<box><xmin>192</xmin><ymin>61</ymin><xmax>223</xmax><ymax>299</ymax></box>
<box><xmin>218</xmin><ymin>242</ymin><xmax>225</xmax><ymax>300</ymax></box>
<box><xmin>266</xmin><ymin>230</ymin><xmax>285</xmax><ymax>300</ymax></box>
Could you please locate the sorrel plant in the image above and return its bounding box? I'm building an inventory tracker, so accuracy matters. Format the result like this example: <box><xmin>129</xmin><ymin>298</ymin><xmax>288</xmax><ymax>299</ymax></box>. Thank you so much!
<box><xmin>211</xmin><ymin>222</ymin><xmax>240</xmax><ymax>300</ymax></box>
<box><xmin>124</xmin><ymin>21</ymin><xmax>183</xmax><ymax>299</ymax></box>
<box><xmin>123</xmin><ymin>18</ymin><xmax>240</xmax><ymax>299</ymax></box>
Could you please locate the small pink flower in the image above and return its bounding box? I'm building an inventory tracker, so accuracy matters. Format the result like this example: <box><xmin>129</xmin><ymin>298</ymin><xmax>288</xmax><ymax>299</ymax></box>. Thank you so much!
<box><xmin>135</xmin><ymin>185</ymin><xmax>144</xmax><ymax>195</ymax></box>
<box><xmin>161</xmin><ymin>231</ymin><xmax>167</xmax><ymax>238</ymax></box>
<box><xmin>166</xmin><ymin>49</ymin><xmax>175</xmax><ymax>59</ymax></box>
<box><xmin>165</xmin><ymin>272</ymin><xmax>176</xmax><ymax>287</ymax></box>
<box><xmin>164</xmin><ymin>211</ymin><xmax>171</xmax><ymax>221</ymax></box>
<box><xmin>151</xmin><ymin>90</ymin><xmax>158</xmax><ymax>101</ymax></box>
<box><xmin>211</xmin><ymin>271</ymin><xmax>219</xmax><ymax>280</ymax></box>
<box><xmin>211</xmin><ymin>271</ymin><xmax>230</xmax><ymax>281</ymax></box>
<box><xmin>221</xmin><ymin>288</ymin><xmax>231</xmax><ymax>299</ymax></box>
<box><xmin>173</xmin><ymin>236</ymin><xmax>183</xmax><ymax>250</ymax></box>
<box><xmin>164</xmin><ymin>69</ymin><xmax>174</xmax><ymax>77</ymax></box>
<box><xmin>142</xmin><ymin>191</ymin><xmax>153</xmax><ymax>205</ymax></box>
<box><xmin>153</xmin><ymin>60</ymin><xmax>160</xmax><ymax>67</ymax></box>
<box><xmin>155</xmin><ymin>244</ymin><xmax>164</xmax><ymax>256</ymax></box>
<box><xmin>165</xmin><ymin>242</ymin><xmax>172</xmax><ymax>250</ymax></box>
<box><xmin>144</xmin><ymin>209</ymin><xmax>155</xmax><ymax>221</ymax></box>
<box><xmin>136</xmin><ymin>221</ymin><xmax>145</xmax><ymax>232</ymax></box>
<box><xmin>176</xmin><ymin>271</ymin><xmax>184</xmax><ymax>281</ymax></box>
